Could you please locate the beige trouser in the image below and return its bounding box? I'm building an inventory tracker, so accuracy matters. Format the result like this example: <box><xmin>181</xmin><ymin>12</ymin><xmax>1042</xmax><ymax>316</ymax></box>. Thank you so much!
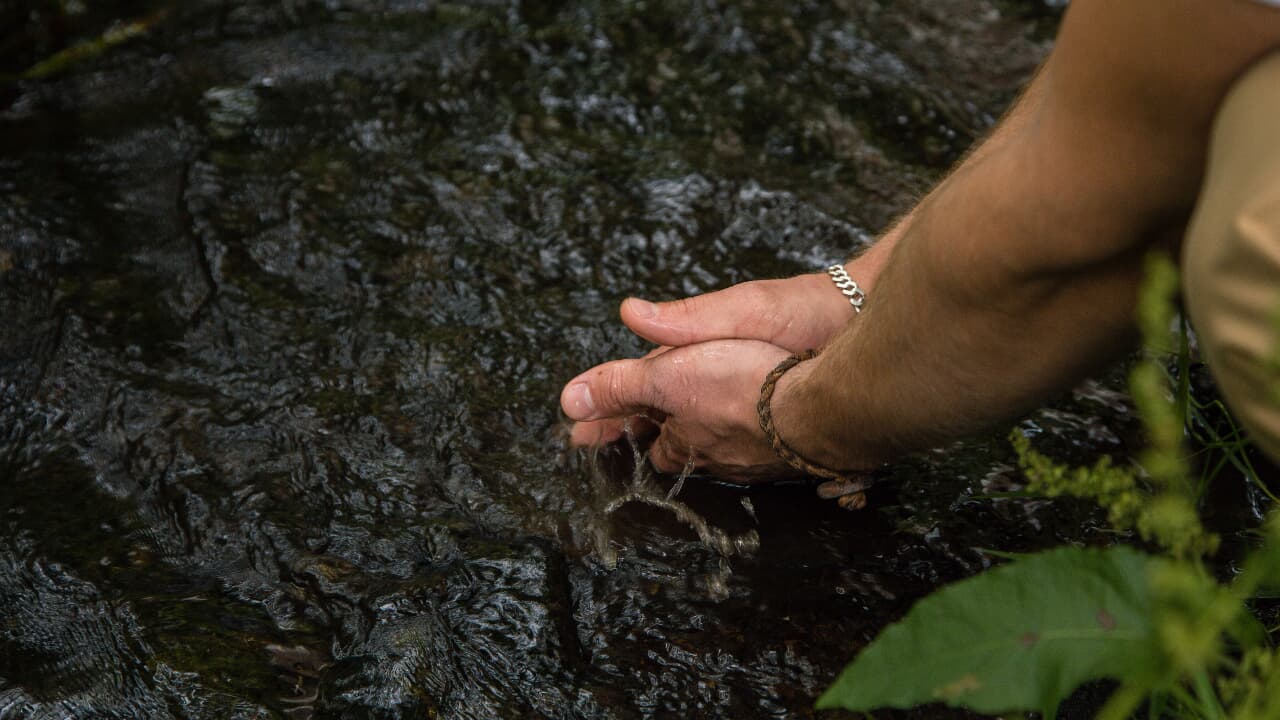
<box><xmin>1183</xmin><ymin>51</ymin><xmax>1280</xmax><ymax>462</ymax></box>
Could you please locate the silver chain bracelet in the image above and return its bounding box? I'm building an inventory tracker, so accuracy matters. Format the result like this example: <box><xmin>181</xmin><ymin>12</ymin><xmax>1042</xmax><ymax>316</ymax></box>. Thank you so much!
<box><xmin>827</xmin><ymin>264</ymin><xmax>866</xmax><ymax>313</ymax></box>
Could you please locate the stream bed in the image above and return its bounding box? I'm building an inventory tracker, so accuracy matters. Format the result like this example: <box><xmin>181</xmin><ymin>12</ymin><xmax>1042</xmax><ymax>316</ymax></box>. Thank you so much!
<box><xmin>0</xmin><ymin>1</ymin><xmax>1178</xmax><ymax>718</ymax></box>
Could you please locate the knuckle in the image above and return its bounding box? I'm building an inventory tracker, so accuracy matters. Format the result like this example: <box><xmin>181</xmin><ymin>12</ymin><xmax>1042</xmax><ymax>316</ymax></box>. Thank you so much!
<box><xmin>651</xmin><ymin>439</ymin><xmax>682</xmax><ymax>473</ymax></box>
<box><xmin>732</xmin><ymin>282</ymin><xmax>776</xmax><ymax>337</ymax></box>
<box><xmin>737</xmin><ymin>280</ymin><xmax>772</xmax><ymax>307</ymax></box>
<box><xmin>598</xmin><ymin>360</ymin><xmax>659</xmax><ymax>413</ymax></box>
<box><xmin>669</xmin><ymin>295</ymin><xmax>702</xmax><ymax>321</ymax></box>
<box><xmin>664</xmin><ymin>371</ymin><xmax>695</xmax><ymax>412</ymax></box>
<box><xmin>598</xmin><ymin>363</ymin><xmax>631</xmax><ymax>410</ymax></box>
<box><xmin>638</xmin><ymin>359</ymin><xmax>670</xmax><ymax>411</ymax></box>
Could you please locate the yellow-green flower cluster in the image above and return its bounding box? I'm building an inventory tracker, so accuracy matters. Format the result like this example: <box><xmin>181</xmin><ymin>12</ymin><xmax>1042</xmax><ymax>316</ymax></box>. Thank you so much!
<box><xmin>1011</xmin><ymin>432</ymin><xmax>1144</xmax><ymax>528</ymax></box>
<box><xmin>1217</xmin><ymin>647</ymin><xmax>1280</xmax><ymax>720</ymax></box>
<box><xmin>1011</xmin><ymin>432</ymin><xmax>1217</xmax><ymax>558</ymax></box>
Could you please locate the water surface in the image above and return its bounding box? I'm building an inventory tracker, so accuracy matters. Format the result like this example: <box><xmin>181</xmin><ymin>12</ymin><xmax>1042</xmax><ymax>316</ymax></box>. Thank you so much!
<box><xmin>0</xmin><ymin>2</ymin><xmax>1167</xmax><ymax>717</ymax></box>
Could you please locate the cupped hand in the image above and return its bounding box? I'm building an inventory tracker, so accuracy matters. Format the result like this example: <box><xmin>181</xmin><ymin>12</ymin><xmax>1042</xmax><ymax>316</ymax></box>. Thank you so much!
<box><xmin>560</xmin><ymin>339</ymin><xmax>795</xmax><ymax>482</ymax></box>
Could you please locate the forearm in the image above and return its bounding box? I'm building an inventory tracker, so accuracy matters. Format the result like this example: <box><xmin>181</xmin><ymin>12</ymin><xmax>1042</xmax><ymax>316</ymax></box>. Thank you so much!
<box><xmin>772</xmin><ymin>0</ymin><xmax>1280</xmax><ymax>470</ymax></box>
<box><xmin>777</xmin><ymin>62</ymin><xmax>1070</xmax><ymax>464</ymax></box>
<box><xmin>778</xmin><ymin>158</ymin><xmax>1144</xmax><ymax>469</ymax></box>
<box><xmin>841</xmin><ymin>55</ymin><xmax>1051</xmax><ymax>295</ymax></box>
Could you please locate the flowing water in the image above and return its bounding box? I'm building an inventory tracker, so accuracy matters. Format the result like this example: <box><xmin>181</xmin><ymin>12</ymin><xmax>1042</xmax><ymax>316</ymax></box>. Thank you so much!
<box><xmin>0</xmin><ymin>1</ymin><xmax>1190</xmax><ymax>717</ymax></box>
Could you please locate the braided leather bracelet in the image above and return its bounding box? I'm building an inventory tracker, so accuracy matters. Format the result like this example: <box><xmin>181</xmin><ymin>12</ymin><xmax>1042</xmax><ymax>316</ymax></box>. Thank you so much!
<box><xmin>756</xmin><ymin>349</ymin><xmax>851</xmax><ymax>481</ymax></box>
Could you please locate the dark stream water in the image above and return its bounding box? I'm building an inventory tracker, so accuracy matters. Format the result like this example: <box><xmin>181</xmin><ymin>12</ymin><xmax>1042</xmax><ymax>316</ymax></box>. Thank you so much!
<box><xmin>0</xmin><ymin>1</ymin><xmax>1203</xmax><ymax>717</ymax></box>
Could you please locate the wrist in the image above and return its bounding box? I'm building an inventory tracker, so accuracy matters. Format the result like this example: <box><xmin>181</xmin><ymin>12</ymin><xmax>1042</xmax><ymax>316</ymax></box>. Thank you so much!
<box><xmin>768</xmin><ymin>353</ymin><xmax>875</xmax><ymax>473</ymax></box>
<box><xmin>842</xmin><ymin>222</ymin><xmax>901</xmax><ymax>295</ymax></box>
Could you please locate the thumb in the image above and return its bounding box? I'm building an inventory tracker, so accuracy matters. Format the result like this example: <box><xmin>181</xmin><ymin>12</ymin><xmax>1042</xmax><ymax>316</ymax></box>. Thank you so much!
<box><xmin>560</xmin><ymin>357</ymin><xmax>671</xmax><ymax>422</ymax></box>
<box><xmin>621</xmin><ymin>281</ymin><xmax>774</xmax><ymax>347</ymax></box>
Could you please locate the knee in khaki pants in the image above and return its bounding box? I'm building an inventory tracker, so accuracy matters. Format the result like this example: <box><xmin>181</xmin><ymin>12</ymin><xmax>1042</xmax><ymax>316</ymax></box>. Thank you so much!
<box><xmin>1182</xmin><ymin>51</ymin><xmax>1280</xmax><ymax>462</ymax></box>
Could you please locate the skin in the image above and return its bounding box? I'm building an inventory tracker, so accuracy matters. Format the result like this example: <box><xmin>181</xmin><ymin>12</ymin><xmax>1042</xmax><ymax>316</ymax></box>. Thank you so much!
<box><xmin>561</xmin><ymin>0</ymin><xmax>1280</xmax><ymax>482</ymax></box>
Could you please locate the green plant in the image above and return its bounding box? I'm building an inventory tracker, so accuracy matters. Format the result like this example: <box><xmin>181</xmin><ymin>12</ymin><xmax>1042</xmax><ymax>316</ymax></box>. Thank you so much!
<box><xmin>818</xmin><ymin>254</ymin><xmax>1280</xmax><ymax>718</ymax></box>
<box><xmin>3</xmin><ymin>6</ymin><xmax>167</xmax><ymax>84</ymax></box>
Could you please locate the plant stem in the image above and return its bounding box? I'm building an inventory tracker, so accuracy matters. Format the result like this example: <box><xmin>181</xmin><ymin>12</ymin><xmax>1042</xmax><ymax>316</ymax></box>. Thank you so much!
<box><xmin>1193</xmin><ymin>671</ymin><xmax>1225</xmax><ymax>720</ymax></box>
<box><xmin>1098</xmin><ymin>684</ymin><xmax>1147</xmax><ymax>720</ymax></box>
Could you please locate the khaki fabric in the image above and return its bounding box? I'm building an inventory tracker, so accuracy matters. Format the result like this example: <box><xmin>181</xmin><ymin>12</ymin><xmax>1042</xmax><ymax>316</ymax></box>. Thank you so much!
<box><xmin>1183</xmin><ymin>51</ymin><xmax>1280</xmax><ymax>462</ymax></box>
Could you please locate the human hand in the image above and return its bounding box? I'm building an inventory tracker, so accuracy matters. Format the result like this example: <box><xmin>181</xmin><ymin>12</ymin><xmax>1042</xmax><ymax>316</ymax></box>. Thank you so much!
<box><xmin>570</xmin><ymin>272</ymin><xmax>854</xmax><ymax>446</ymax></box>
<box><xmin>619</xmin><ymin>272</ymin><xmax>851</xmax><ymax>353</ymax></box>
<box><xmin>560</xmin><ymin>339</ymin><xmax>796</xmax><ymax>482</ymax></box>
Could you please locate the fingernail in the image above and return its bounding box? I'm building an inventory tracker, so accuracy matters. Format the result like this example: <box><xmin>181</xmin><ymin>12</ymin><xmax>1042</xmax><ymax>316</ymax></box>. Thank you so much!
<box><xmin>629</xmin><ymin>298</ymin><xmax>657</xmax><ymax>319</ymax></box>
<box><xmin>565</xmin><ymin>382</ymin><xmax>595</xmax><ymax>419</ymax></box>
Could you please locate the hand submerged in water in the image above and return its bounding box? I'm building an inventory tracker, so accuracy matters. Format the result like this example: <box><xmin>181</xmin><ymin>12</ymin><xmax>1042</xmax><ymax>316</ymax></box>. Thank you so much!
<box><xmin>561</xmin><ymin>339</ymin><xmax>796</xmax><ymax>481</ymax></box>
<box><xmin>561</xmin><ymin>272</ymin><xmax>855</xmax><ymax>481</ymax></box>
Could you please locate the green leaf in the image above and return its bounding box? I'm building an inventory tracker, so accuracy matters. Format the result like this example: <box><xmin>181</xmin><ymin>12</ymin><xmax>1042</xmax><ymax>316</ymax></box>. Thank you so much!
<box><xmin>817</xmin><ymin>546</ymin><xmax>1168</xmax><ymax>716</ymax></box>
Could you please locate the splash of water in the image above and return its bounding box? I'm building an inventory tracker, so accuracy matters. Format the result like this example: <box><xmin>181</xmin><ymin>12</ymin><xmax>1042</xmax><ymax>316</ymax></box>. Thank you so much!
<box><xmin>577</xmin><ymin>418</ymin><xmax>760</xmax><ymax>599</ymax></box>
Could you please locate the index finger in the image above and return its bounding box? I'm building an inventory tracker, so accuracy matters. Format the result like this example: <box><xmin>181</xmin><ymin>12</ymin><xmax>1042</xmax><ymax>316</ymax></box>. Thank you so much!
<box><xmin>565</xmin><ymin>346</ymin><xmax>671</xmax><ymax>447</ymax></box>
<box><xmin>560</xmin><ymin>354</ymin><xmax>672</xmax><ymax>422</ymax></box>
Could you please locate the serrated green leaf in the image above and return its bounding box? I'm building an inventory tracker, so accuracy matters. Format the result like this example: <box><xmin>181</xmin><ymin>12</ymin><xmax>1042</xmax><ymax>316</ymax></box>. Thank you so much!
<box><xmin>817</xmin><ymin>546</ymin><xmax>1170</xmax><ymax>716</ymax></box>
